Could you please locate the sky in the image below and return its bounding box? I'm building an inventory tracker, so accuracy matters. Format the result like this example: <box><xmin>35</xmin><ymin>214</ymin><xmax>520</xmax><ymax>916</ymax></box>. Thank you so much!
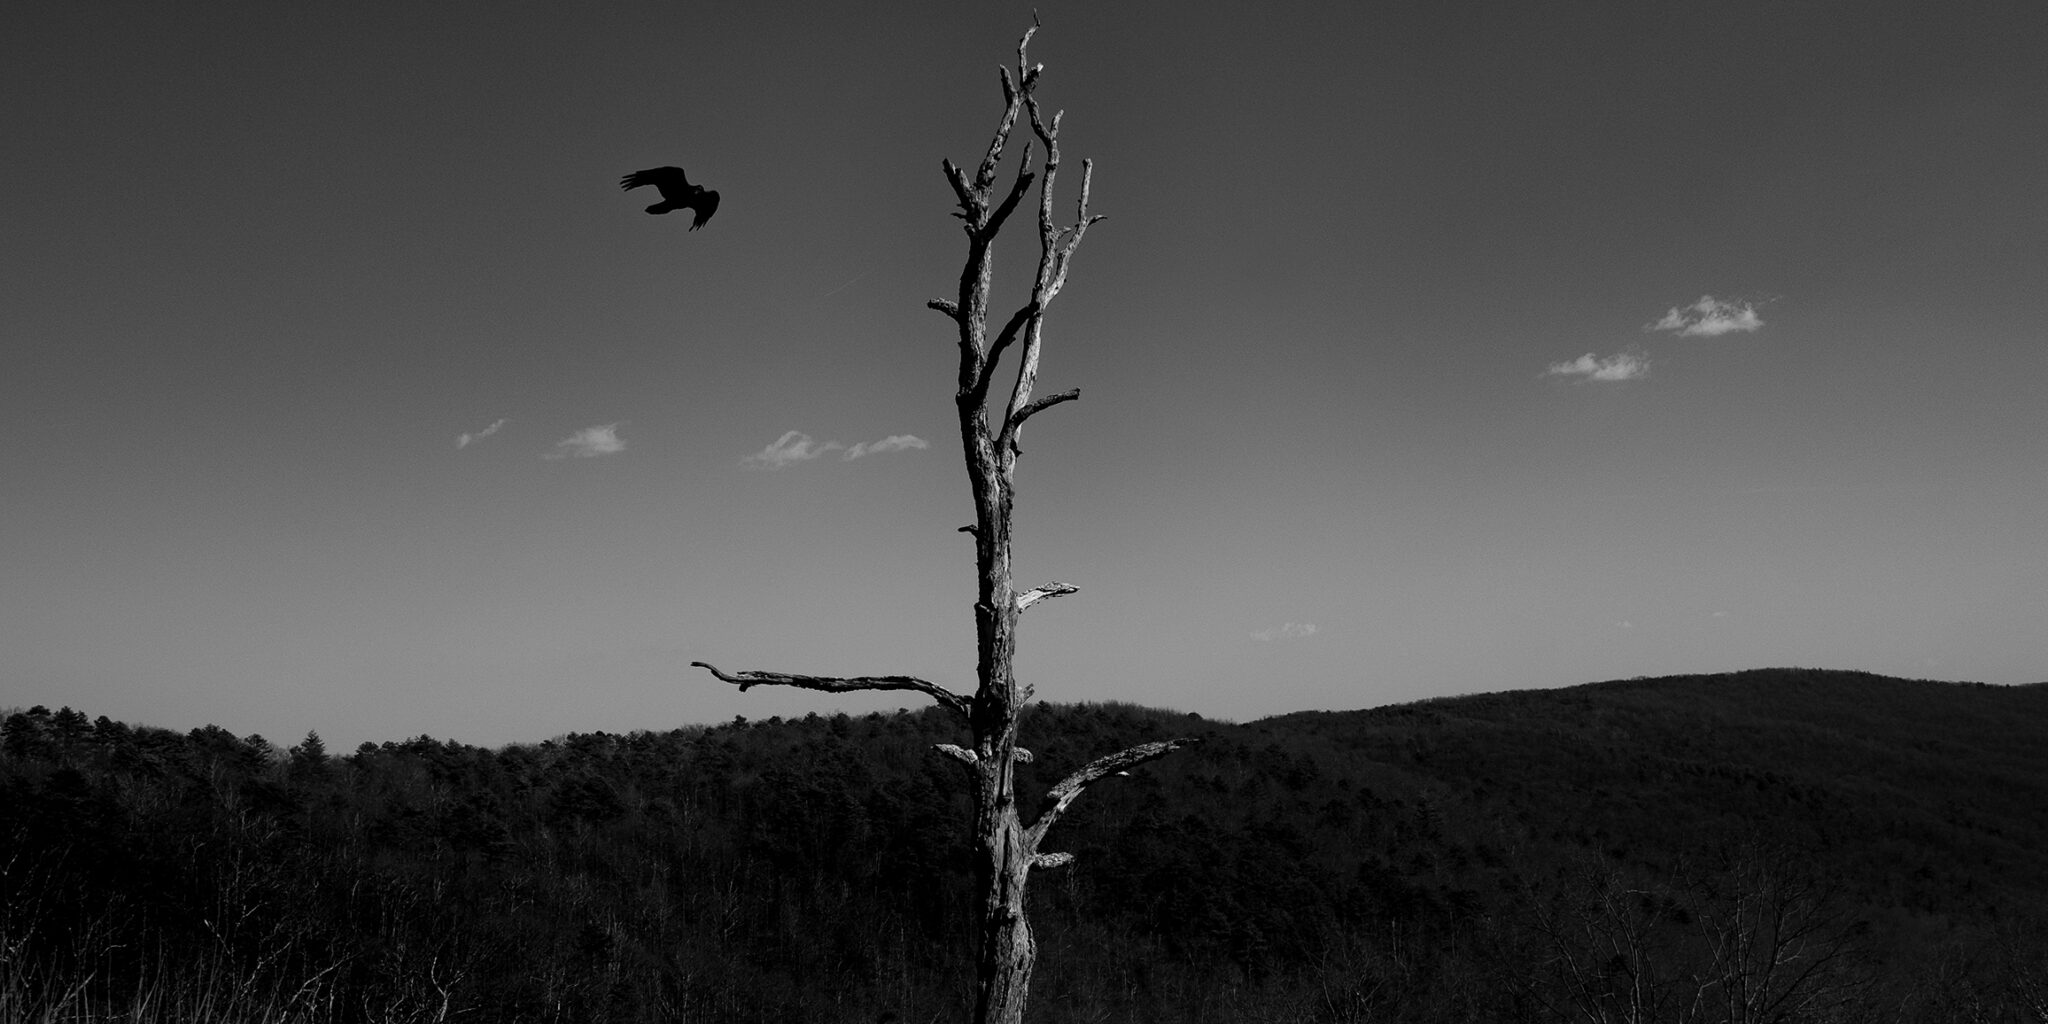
<box><xmin>4</xmin><ymin>1</ymin><xmax>2044</xmax><ymax>751</ymax></box>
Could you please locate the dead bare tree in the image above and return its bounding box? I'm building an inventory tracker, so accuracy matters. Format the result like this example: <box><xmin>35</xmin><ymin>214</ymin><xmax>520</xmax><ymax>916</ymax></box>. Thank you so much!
<box><xmin>693</xmin><ymin>26</ymin><xmax>1194</xmax><ymax>1024</ymax></box>
<box><xmin>1685</xmin><ymin>845</ymin><xmax>1864</xmax><ymax>1024</ymax></box>
<box><xmin>1506</xmin><ymin>844</ymin><xmax>1867</xmax><ymax>1024</ymax></box>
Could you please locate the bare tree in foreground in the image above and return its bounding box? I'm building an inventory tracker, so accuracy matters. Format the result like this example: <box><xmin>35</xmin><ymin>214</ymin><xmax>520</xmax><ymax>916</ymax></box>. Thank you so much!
<box><xmin>693</xmin><ymin>26</ymin><xmax>1195</xmax><ymax>1024</ymax></box>
<box><xmin>1509</xmin><ymin>844</ymin><xmax>1867</xmax><ymax>1024</ymax></box>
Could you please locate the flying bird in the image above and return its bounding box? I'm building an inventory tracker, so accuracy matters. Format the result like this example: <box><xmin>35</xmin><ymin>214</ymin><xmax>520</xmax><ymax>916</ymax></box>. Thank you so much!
<box><xmin>619</xmin><ymin>167</ymin><xmax>720</xmax><ymax>229</ymax></box>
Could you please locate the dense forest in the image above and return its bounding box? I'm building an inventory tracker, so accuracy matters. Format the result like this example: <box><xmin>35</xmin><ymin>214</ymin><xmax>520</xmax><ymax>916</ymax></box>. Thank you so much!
<box><xmin>5</xmin><ymin>668</ymin><xmax>2047</xmax><ymax>1023</ymax></box>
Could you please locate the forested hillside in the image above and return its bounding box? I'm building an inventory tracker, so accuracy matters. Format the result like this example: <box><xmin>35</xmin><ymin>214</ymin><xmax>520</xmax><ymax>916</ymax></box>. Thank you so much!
<box><xmin>5</xmin><ymin>668</ymin><xmax>2046</xmax><ymax>1022</ymax></box>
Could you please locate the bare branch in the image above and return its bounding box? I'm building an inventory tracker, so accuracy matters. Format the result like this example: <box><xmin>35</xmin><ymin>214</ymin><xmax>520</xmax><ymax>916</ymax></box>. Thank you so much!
<box><xmin>1025</xmin><ymin>99</ymin><xmax>1061</xmax><ymax>160</ymax></box>
<box><xmin>942</xmin><ymin>158</ymin><xmax>975</xmax><ymax>217</ymax></box>
<box><xmin>928</xmin><ymin>298</ymin><xmax>961</xmax><ymax>319</ymax></box>
<box><xmin>1013</xmin><ymin>27</ymin><xmax>1040</xmax><ymax>92</ymax></box>
<box><xmin>1075</xmin><ymin>158</ymin><xmax>1097</xmax><ymax>222</ymax></box>
<box><xmin>1026</xmin><ymin>738</ymin><xmax>1198</xmax><ymax>848</ymax></box>
<box><xmin>692</xmin><ymin>661</ymin><xmax>971</xmax><ymax>720</ymax></box>
<box><xmin>1016</xmin><ymin>582</ymin><xmax>1078</xmax><ymax>611</ymax></box>
<box><xmin>970</xmin><ymin>59</ymin><xmax>1029</xmax><ymax>198</ymax></box>
<box><xmin>974</xmin><ymin>301</ymin><xmax>1041</xmax><ymax>402</ymax></box>
<box><xmin>1042</xmin><ymin>161</ymin><xmax>1102</xmax><ymax>302</ymax></box>
<box><xmin>994</xmin><ymin>72</ymin><xmax>1100</xmax><ymax>444</ymax></box>
<box><xmin>983</xmin><ymin>145</ymin><xmax>1036</xmax><ymax>241</ymax></box>
<box><xmin>1032</xmin><ymin>852</ymin><xmax>1073</xmax><ymax>870</ymax></box>
<box><xmin>1009</xmin><ymin>388</ymin><xmax>1079</xmax><ymax>435</ymax></box>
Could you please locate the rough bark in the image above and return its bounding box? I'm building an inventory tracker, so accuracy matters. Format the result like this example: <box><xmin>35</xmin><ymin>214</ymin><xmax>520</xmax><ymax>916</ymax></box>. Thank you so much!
<box><xmin>695</xmin><ymin>26</ymin><xmax>1193</xmax><ymax>1024</ymax></box>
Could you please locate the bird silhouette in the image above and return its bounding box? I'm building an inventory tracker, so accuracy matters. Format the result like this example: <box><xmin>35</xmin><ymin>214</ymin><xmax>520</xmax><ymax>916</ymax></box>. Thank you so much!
<box><xmin>619</xmin><ymin>167</ymin><xmax>720</xmax><ymax>229</ymax></box>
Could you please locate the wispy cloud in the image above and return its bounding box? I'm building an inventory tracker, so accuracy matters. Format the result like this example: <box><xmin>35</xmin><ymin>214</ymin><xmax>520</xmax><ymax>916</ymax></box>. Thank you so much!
<box><xmin>744</xmin><ymin>431</ymin><xmax>842</xmax><ymax>469</ymax></box>
<box><xmin>1648</xmin><ymin>295</ymin><xmax>1764</xmax><ymax>337</ymax></box>
<box><xmin>843</xmin><ymin>434</ymin><xmax>929</xmax><ymax>460</ymax></box>
<box><xmin>546</xmin><ymin>423</ymin><xmax>625</xmax><ymax>459</ymax></box>
<box><xmin>456</xmin><ymin>418</ymin><xmax>507</xmax><ymax>449</ymax></box>
<box><xmin>1251</xmin><ymin>622</ymin><xmax>1318</xmax><ymax>642</ymax></box>
<box><xmin>1545</xmin><ymin>351</ymin><xmax>1649</xmax><ymax>381</ymax></box>
<box><xmin>744</xmin><ymin>431</ymin><xmax>929</xmax><ymax>469</ymax></box>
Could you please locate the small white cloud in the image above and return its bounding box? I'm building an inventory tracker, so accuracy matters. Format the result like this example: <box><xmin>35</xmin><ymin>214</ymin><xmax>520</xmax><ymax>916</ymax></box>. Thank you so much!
<box><xmin>743</xmin><ymin>431</ymin><xmax>843</xmax><ymax>469</ymax></box>
<box><xmin>456</xmin><ymin>418</ymin><xmax>507</xmax><ymax>449</ymax></box>
<box><xmin>1648</xmin><ymin>295</ymin><xmax>1764</xmax><ymax>337</ymax></box>
<box><xmin>745</xmin><ymin>431</ymin><xmax>929</xmax><ymax>469</ymax></box>
<box><xmin>546</xmin><ymin>423</ymin><xmax>625</xmax><ymax>459</ymax></box>
<box><xmin>1545</xmin><ymin>351</ymin><xmax>1649</xmax><ymax>381</ymax></box>
<box><xmin>843</xmin><ymin>434</ymin><xmax>930</xmax><ymax>460</ymax></box>
<box><xmin>1251</xmin><ymin>622</ymin><xmax>1318</xmax><ymax>642</ymax></box>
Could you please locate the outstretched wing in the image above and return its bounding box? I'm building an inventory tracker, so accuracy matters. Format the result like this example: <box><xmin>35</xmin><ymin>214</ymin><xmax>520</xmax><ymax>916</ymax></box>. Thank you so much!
<box><xmin>622</xmin><ymin>166</ymin><xmax>717</xmax><ymax>227</ymax></box>
<box><xmin>620</xmin><ymin>166</ymin><xmax>691</xmax><ymax>199</ymax></box>
<box><xmin>686</xmin><ymin>190</ymin><xmax>720</xmax><ymax>230</ymax></box>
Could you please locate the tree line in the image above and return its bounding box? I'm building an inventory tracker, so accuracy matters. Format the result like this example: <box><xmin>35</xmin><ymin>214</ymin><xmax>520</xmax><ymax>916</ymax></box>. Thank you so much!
<box><xmin>5</xmin><ymin>669</ymin><xmax>2047</xmax><ymax>1022</ymax></box>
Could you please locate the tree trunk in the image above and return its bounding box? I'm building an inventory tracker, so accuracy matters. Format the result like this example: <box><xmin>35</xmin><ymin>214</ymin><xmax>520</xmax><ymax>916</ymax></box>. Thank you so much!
<box><xmin>973</xmin><ymin>760</ymin><xmax>1035</xmax><ymax>1024</ymax></box>
<box><xmin>694</xmin><ymin>26</ymin><xmax>1195</xmax><ymax>1024</ymax></box>
<box><xmin>970</xmin><ymin>511</ymin><xmax>1034</xmax><ymax>1022</ymax></box>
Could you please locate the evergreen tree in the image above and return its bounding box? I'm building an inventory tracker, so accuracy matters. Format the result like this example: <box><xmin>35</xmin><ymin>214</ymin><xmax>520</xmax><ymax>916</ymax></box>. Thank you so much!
<box><xmin>288</xmin><ymin>729</ymin><xmax>332</xmax><ymax>785</ymax></box>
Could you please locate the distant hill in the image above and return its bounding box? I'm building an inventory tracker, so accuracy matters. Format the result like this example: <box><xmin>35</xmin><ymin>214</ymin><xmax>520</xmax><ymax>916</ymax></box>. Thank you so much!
<box><xmin>1255</xmin><ymin>668</ymin><xmax>2048</xmax><ymax>920</ymax></box>
<box><xmin>5</xmin><ymin>668</ymin><xmax>2045</xmax><ymax>1023</ymax></box>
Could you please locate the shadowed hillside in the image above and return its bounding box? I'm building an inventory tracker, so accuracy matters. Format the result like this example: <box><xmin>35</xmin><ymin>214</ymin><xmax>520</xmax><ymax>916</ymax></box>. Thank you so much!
<box><xmin>1256</xmin><ymin>668</ymin><xmax>2048</xmax><ymax>921</ymax></box>
<box><xmin>5</xmin><ymin>668</ymin><xmax>2045</xmax><ymax>1022</ymax></box>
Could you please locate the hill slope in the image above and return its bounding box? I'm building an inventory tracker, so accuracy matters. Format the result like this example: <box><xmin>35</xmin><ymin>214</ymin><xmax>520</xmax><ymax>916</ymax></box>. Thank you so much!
<box><xmin>1259</xmin><ymin>668</ymin><xmax>2048</xmax><ymax>918</ymax></box>
<box><xmin>4</xmin><ymin>668</ymin><xmax>2045</xmax><ymax>1023</ymax></box>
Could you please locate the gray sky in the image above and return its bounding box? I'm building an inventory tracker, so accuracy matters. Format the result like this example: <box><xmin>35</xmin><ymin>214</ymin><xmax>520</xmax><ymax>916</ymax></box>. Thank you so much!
<box><xmin>5</xmin><ymin>1</ymin><xmax>2044</xmax><ymax>750</ymax></box>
